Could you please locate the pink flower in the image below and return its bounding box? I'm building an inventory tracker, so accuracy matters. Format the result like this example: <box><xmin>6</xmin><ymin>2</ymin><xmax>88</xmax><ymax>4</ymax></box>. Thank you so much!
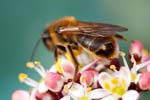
<box><xmin>139</xmin><ymin>72</ymin><xmax>150</xmax><ymax>90</ymax></box>
<box><xmin>80</xmin><ymin>69</ymin><xmax>98</xmax><ymax>87</ymax></box>
<box><xmin>12</xmin><ymin>90</ymin><xmax>29</xmax><ymax>100</ymax></box>
<box><xmin>129</xmin><ymin>40</ymin><xmax>144</xmax><ymax>61</ymax></box>
<box><xmin>45</xmin><ymin>72</ymin><xmax>64</xmax><ymax>92</ymax></box>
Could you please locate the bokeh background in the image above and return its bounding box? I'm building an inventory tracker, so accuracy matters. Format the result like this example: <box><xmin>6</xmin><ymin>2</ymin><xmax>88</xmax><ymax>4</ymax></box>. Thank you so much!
<box><xmin>0</xmin><ymin>0</ymin><xmax>150</xmax><ymax>99</ymax></box>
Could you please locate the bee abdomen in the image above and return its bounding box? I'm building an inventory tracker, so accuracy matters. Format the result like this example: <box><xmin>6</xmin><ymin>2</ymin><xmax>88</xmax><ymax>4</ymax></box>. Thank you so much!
<box><xmin>95</xmin><ymin>42</ymin><xmax>114</xmax><ymax>58</ymax></box>
<box><xmin>77</xmin><ymin>35</ymin><xmax>115</xmax><ymax>58</ymax></box>
<box><xmin>77</xmin><ymin>35</ymin><xmax>94</xmax><ymax>49</ymax></box>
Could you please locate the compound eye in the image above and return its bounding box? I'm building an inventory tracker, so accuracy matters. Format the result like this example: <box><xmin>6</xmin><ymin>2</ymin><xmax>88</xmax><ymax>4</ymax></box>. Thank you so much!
<box><xmin>42</xmin><ymin>29</ymin><xmax>54</xmax><ymax>51</ymax></box>
<box><xmin>42</xmin><ymin>29</ymin><xmax>49</xmax><ymax>38</ymax></box>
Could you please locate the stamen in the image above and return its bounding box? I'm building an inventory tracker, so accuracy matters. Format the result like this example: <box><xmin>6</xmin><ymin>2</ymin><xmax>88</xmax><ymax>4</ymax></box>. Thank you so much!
<box><xmin>18</xmin><ymin>73</ymin><xmax>38</xmax><ymax>88</ymax></box>
<box><xmin>19</xmin><ymin>73</ymin><xmax>28</xmax><ymax>82</ymax></box>
<box><xmin>120</xmin><ymin>78</ymin><xmax>126</xmax><ymax>89</ymax></box>
<box><xmin>131</xmin><ymin>73</ymin><xmax>136</xmax><ymax>81</ymax></box>
<box><xmin>34</xmin><ymin>61</ymin><xmax>46</xmax><ymax>78</ymax></box>
<box><xmin>64</xmin><ymin>85</ymin><xmax>69</xmax><ymax>93</ymax></box>
<box><xmin>111</xmin><ymin>86</ymin><xmax>117</xmax><ymax>94</ymax></box>
<box><xmin>120</xmin><ymin>52</ymin><xmax>130</xmax><ymax>74</ymax></box>
<box><xmin>86</xmin><ymin>87</ymin><xmax>92</xmax><ymax>94</ymax></box>
<box><xmin>110</xmin><ymin>65</ymin><xmax>117</xmax><ymax>72</ymax></box>
<box><xmin>111</xmin><ymin>78</ymin><xmax>118</xmax><ymax>85</ymax></box>
<box><xmin>26</xmin><ymin>61</ymin><xmax>46</xmax><ymax>78</ymax></box>
<box><xmin>131</xmin><ymin>55</ymin><xmax>136</xmax><ymax>63</ymax></box>
<box><xmin>119</xmin><ymin>51</ymin><xmax>126</xmax><ymax>57</ymax></box>
<box><xmin>116</xmin><ymin>86</ymin><xmax>125</xmax><ymax>96</ymax></box>
<box><xmin>34</xmin><ymin>61</ymin><xmax>41</xmax><ymax>66</ymax></box>
<box><xmin>103</xmin><ymin>81</ymin><xmax>111</xmax><ymax>90</ymax></box>
<box><xmin>26</xmin><ymin>62</ymin><xmax>35</xmax><ymax>68</ymax></box>
<box><xmin>81</xmin><ymin>76</ymin><xmax>86</xmax><ymax>83</ymax></box>
<box><xmin>79</xmin><ymin>96</ymin><xmax>88</xmax><ymax>100</ymax></box>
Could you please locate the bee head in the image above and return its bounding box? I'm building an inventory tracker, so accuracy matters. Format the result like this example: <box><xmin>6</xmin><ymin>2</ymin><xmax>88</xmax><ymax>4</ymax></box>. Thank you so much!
<box><xmin>42</xmin><ymin>29</ymin><xmax>55</xmax><ymax>51</ymax></box>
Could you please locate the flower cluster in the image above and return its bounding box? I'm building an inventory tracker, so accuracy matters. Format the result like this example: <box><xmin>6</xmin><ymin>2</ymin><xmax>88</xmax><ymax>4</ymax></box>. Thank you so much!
<box><xmin>12</xmin><ymin>40</ymin><xmax>150</xmax><ymax>100</ymax></box>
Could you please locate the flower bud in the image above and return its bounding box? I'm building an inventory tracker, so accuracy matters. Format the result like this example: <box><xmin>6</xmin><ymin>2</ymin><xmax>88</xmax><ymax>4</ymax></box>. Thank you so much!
<box><xmin>139</xmin><ymin>72</ymin><xmax>150</xmax><ymax>90</ymax></box>
<box><xmin>80</xmin><ymin>69</ymin><xmax>98</xmax><ymax>86</ymax></box>
<box><xmin>45</xmin><ymin>72</ymin><xmax>64</xmax><ymax>92</ymax></box>
<box><xmin>12</xmin><ymin>90</ymin><xmax>29</xmax><ymax>100</ymax></box>
<box><xmin>129</xmin><ymin>40</ymin><xmax>143</xmax><ymax>61</ymax></box>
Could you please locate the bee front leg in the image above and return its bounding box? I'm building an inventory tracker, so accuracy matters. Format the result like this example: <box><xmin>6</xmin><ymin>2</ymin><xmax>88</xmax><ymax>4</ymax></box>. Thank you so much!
<box><xmin>54</xmin><ymin>46</ymin><xmax>59</xmax><ymax>63</ymax></box>
<box><xmin>54</xmin><ymin>45</ymin><xmax>66</xmax><ymax>63</ymax></box>
<box><xmin>66</xmin><ymin>45</ymin><xmax>79</xmax><ymax>88</ymax></box>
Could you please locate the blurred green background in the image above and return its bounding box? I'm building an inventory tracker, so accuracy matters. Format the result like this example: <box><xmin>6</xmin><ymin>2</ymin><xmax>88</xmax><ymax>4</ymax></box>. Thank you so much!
<box><xmin>0</xmin><ymin>0</ymin><xmax>150</xmax><ymax>99</ymax></box>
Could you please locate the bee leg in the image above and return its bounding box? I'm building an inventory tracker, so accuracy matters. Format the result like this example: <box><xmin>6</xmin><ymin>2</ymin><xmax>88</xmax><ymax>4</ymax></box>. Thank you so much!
<box><xmin>54</xmin><ymin>45</ymin><xmax>66</xmax><ymax>63</ymax></box>
<box><xmin>66</xmin><ymin>45</ymin><xmax>79</xmax><ymax>88</ymax></box>
<box><xmin>54</xmin><ymin>46</ymin><xmax>59</xmax><ymax>63</ymax></box>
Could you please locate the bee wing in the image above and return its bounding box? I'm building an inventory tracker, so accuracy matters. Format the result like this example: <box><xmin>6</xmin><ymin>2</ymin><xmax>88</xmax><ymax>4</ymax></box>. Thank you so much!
<box><xmin>57</xmin><ymin>21</ymin><xmax>128</xmax><ymax>37</ymax></box>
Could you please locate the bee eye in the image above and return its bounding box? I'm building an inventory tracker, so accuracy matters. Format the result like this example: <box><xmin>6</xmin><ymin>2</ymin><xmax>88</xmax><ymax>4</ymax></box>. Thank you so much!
<box><xmin>42</xmin><ymin>29</ymin><xmax>54</xmax><ymax>51</ymax></box>
<box><xmin>55</xmin><ymin>27</ymin><xmax>60</xmax><ymax>33</ymax></box>
<box><xmin>42</xmin><ymin>29</ymin><xmax>49</xmax><ymax>38</ymax></box>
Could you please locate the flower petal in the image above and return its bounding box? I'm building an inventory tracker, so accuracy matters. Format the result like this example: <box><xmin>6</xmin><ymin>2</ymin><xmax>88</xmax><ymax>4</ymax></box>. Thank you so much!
<box><xmin>49</xmin><ymin>64</ymin><xmax>57</xmax><ymax>72</ymax></box>
<box><xmin>119</xmin><ymin>67</ymin><xmax>131</xmax><ymax>87</ymax></box>
<box><xmin>98</xmin><ymin>72</ymin><xmax>112</xmax><ymax>89</ymax></box>
<box><xmin>136</xmin><ymin>61</ymin><xmax>150</xmax><ymax>71</ymax></box>
<box><xmin>60</xmin><ymin>95</ymin><xmax>71</xmax><ymax>100</ymax></box>
<box><xmin>68</xmin><ymin>83</ymin><xmax>84</xmax><ymax>98</ymax></box>
<box><xmin>45</xmin><ymin>72</ymin><xmax>64</xmax><ymax>92</ymax></box>
<box><xmin>80</xmin><ymin>69</ymin><xmax>98</xmax><ymax>86</ymax></box>
<box><xmin>90</xmin><ymin>89</ymin><xmax>110</xmax><ymax>99</ymax></box>
<box><xmin>101</xmin><ymin>95</ymin><xmax>118</xmax><ymax>100</ymax></box>
<box><xmin>61</xmin><ymin>58</ymin><xmax>75</xmax><ymax>80</ymax></box>
<box><xmin>122</xmin><ymin>90</ymin><xmax>139</xmax><ymax>100</ymax></box>
<box><xmin>38</xmin><ymin>81</ymin><xmax>48</xmax><ymax>93</ymax></box>
<box><xmin>79</xmin><ymin>59</ymin><xmax>99</xmax><ymax>73</ymax></box>
<box><xmin>42</xmin><ymin>94</ymin><xmax>52</xmax><ymax>100</ymax></box>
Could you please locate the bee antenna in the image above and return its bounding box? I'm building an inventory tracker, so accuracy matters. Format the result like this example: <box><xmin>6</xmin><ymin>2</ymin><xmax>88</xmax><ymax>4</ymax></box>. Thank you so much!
<box><xmin>30</xmin><ymin>38</ymin><xmax>42</xmax><ymax>61</ymax></box>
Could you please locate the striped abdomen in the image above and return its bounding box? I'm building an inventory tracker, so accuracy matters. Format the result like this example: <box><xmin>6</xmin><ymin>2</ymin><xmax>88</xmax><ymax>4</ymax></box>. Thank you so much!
<box><xmin>76</xmin><ymin>35</ymin><xmax>117</xmax><ymax>59</ymax></box>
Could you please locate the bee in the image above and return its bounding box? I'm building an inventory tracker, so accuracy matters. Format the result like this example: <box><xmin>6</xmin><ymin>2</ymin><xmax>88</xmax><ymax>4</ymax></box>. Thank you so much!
<box><xmin>41</xmin><ymin>16</ymin><xmax>128</xmax><ymax>82</ymax></box>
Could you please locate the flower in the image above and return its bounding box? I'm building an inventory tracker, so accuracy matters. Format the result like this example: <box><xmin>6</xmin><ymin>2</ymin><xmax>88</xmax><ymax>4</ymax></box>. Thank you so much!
<box><xmin>12</xmin><ymin>40</ymin><xmax>150</xmax><ymax>100</ymax></box>
<box><xmin>129</xmin><ymin>40</ymin><xmax>144</xmax><ymax>62</ymax></box>
<box><xmin>139</xmin><ymin>72</ymin><xmax>150</xmax><ymax>90</ymax></box>
<box><xmin>12</xmin><ymin>90</ymin><xmax>30</xmax><ymax>100</ymax></box>
<box><xmin>44</xmin><ymin>72</ymin><xmax>64</xmax><ymax>92</ymax></box>
<box><xmin>98</xmin><ymin>68</ymin><xmax>139</xmax><ymax>100</ymax></box>
<box><xmin>120</xmin><ymin>52</ymin><xmax>150</xmax><ymax>84</ymax></box>
<box><xmin>61</xmin><ymin>82</ymin><xmax>108</xmax><ymax>100</ymax></box>
<box><xmin>19</xmin><ymin>61</ymin><xmax>49</xmax><ymax>93</ymax></box>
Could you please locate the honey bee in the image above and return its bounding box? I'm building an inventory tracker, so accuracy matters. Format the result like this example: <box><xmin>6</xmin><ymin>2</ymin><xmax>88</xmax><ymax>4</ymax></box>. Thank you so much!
<box><xmin>41</xmin><ymin>16</ymin><xmax>128</xmax><ymax>82</ymax></box>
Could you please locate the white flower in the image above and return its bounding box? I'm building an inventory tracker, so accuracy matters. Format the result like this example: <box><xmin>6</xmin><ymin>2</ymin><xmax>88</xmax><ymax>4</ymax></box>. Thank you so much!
<box><xmin>61</xmin><ymin>83</ymin><xmax>108</xmax><ymax>100</ymax></box>
<box><xmin>120</xmin><ymin>51</ymin><xmax>150</xmax><ymax>84</ymax></box>
<box><xmin>98</xmin><ymin>69</ymin><xmax>139</xmax><ymax>100</ymax></box>
<box><xmin>19</xmin><ymin>61</ymin><xmax>49</xmax><ymax>94</ymax></box>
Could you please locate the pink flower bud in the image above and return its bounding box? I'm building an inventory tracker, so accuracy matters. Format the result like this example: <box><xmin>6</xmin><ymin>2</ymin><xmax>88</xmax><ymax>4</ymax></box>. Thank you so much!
<box><xmin>35</xmin><ymin>92</ymin><xmax>54</xmax><ymax>100</ymax></box>
<box><xmin>45</xmin><ymin>72</ymin><xmax>64</xmax><ymax>92</ymax></box>
<box><xmin>143</xmin><ymin>55</ymin><xmax>150</xmax><ymax>62</ymax></box>
<box><xmin>139</xmin><ymin>72</ymin><xmax>150</xmax><ymax>90</ymax></box>
<box><xmin>61</xmin><ymin>59</ymin><xmax>75</xmax><ymax>81</ymax></box>
<box><xmin>12</xmin><ymin>90</ymin><xmax>29</xmax><ymax>100</ymax></box>
<box><xmin>129</xmin><ymin>40</ymin><xmax>143</xmax><ymax>61</ymax></box>
<box><xmin>80</xmin><ymin>69</ymin><xmax>98</xmax><ymax>86</ymax></box>
<box><xmin>147</xmin><ymin>64</ymin><xmax>150</xmax><ymax>72</ymax></box>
